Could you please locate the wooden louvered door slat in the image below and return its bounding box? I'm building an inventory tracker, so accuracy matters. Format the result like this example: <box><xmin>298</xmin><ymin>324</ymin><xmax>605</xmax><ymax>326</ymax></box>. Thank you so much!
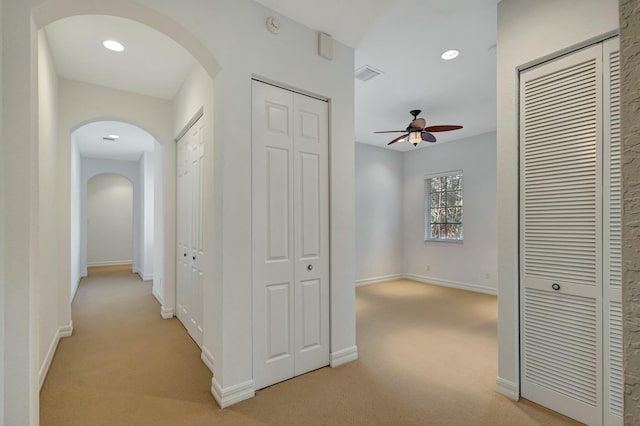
<box><xmin>603</xmin><ymin>37</ymin><xmax>622</xmax><ymax>426</ymax></box>
<box><xmin>520</xmin><ymin>44</ymin><xmax>603</xmax><ymax>425</ymax></box>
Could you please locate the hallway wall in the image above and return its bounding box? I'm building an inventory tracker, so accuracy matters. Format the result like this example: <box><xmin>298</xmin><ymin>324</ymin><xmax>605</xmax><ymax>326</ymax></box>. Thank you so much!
<box><xmin>37</xmin><ymin>27</ymin><xmax>65</xmax><ymax>391</ymax></box>
<box><xmin>355</xmin><ymin>143</ymin><xmax>404</xmax><ymax>283</ymax></box>
<box><xmin>87</xmin><ymin>173</ymin><xmax>134</xmax><ymax>267</ymax></box>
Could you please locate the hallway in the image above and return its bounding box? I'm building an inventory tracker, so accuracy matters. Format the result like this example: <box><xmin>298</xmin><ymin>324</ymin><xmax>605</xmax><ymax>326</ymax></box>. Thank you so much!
<box><xmin>41</xmin><ymin>272</ymin><xmax>577</xmax><ymax>425</ymax></box>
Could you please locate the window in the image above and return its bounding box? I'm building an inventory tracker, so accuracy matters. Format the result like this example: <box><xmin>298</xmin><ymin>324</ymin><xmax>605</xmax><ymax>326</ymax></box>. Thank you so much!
<box><xmin>425</xmin><ymin>171</ymin><xmax>463</xmax><ymax>242</ymax></box>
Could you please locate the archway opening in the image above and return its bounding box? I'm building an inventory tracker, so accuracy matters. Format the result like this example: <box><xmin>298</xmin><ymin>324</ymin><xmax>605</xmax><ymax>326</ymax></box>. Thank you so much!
<box><xmin>86</xmin><ymin>173</ymin><xmax>134</xmax><ymax>274</ymax></box>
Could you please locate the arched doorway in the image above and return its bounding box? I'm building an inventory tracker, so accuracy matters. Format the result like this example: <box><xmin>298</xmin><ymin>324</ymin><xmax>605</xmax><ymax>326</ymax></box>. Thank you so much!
<box><xmin>86</xmin><ymin>173</ymin><xmax>134</xmax><ymax>273</ymax></box>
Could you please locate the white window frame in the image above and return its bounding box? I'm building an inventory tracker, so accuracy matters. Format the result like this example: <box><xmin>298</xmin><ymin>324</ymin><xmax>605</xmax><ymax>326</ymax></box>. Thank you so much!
<box><xmin>424</xmin><ymin>170</ymin><xmax>464</xmax><ymax>243</ymax></box>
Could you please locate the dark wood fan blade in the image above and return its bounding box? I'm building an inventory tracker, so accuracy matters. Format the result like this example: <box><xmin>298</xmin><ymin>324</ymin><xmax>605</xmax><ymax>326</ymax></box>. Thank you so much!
<box><xmin>422</xmin><ymin>132</ymin><xmax>436</xmax><ymax>143</ymax></box>
<box><xmin>374</xmin><ymin>130</ymin><xmax>406</xmax><ymax>133</ymax></box>
<box><xmin>387</xmin><ymin>133</ymin><xmax>409</xmax><ymax>145</ymax></box>
<box><xmin>424</xmin><ymin>125</ymin><xmax>463</xmax><ymax>132</ymax></box>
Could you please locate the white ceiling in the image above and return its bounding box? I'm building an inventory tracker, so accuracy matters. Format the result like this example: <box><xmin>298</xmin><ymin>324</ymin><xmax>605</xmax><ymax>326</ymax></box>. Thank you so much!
<box><xmin>45</xmin><ymin>2</ymin><xmax>497</xmax><ymax>153</ymax></box>
<box><xmin>45</xmin><ymin>14</ymin><xmax>194</xmax><ymax>100</ymax></box>
<box><xmin>255</xmin><ymin>0</ymin><xmax>497</xmax><ymax>151</ymax></box>
<box><xmin>75</xmin><ymin>121</ymin><xmax>155</xmax><ymax>162</ymax></box>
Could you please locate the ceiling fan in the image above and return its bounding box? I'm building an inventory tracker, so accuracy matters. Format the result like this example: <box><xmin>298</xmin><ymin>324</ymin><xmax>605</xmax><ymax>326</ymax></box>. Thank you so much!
<box><xmin>374</xmin><ymin>110</ymin><xmax>463</xmax><ymax>147</ymax></box>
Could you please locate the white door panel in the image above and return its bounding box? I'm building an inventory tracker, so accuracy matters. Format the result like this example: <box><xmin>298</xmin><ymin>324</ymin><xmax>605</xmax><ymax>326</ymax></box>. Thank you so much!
<box><xmin>520</xmin><ymin>37</ymin><xmax>622</xmax><ymax>426</ymax></box>
<box><xmin>176</xmin><ymin>117</ymin><xmax>205</xmax><ymax>347</ymax></box>
<box><xmin>520</xmin><ymin>44</ymin><xmax>602</xmax><ymax>425</ymax></box>
<box><xmin>253</xmin><ymin>81</ymin><xmax>329</xmax><ymax>389</ymax></box>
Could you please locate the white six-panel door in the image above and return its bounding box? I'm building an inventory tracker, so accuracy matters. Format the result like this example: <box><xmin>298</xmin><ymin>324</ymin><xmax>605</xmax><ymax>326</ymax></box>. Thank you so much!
<box><xmin>176</xmin><ymin>117</ymin><xmax>205</xmax><ymax>347</ymax></box>
<box><xmin>520</xmin><ymin>38</ymin><xmax>622</xmax><ymax>426</ymax></box>
<box><xmin>252</xmin><ymin>80</ymin><xmax>329</xmax><ymax>389</ymax></box>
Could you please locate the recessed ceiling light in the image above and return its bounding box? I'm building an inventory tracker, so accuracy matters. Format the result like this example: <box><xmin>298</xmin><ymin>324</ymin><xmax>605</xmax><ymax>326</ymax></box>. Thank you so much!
<box><xmin>102</xmin><ymin>135</ymin><xmax>119</xmax><ymax>141</ymax></box>
<box><xmin>103</xmin><ymin>40</ymin><xmax>125</xmax><ymax>52</ymax></box>
<box><xmin>108</xmin><ymin>134</ymin><xmax>120</xmax><ymax>139</ymax></box>
<box><xmin>441</xmin><ymin>49</ymin><xmax>459</xmax><ymax>60</ymax></box>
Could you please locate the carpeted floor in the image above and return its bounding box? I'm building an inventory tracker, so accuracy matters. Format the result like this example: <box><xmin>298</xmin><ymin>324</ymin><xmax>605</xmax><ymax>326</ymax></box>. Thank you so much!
<box><xmin>40</xmin><ymin>271</ymin><xmax>580</xmax><ymax>425</ymax></box>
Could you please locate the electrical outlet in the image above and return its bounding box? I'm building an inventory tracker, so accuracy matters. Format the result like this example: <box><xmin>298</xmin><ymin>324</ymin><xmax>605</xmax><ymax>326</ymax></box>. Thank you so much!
<box><xmin>485</xmin><ymin>272</ymin><xmax>491</xmax><ymax>279</ymax></box>
<box><xmin>426</xmin><ymin>265</ymin><xmax>431</xmax><ymax>272</ymax></box>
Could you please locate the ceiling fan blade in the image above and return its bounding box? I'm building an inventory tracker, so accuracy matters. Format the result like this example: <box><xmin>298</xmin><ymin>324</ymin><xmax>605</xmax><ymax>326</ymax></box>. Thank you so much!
<box><xmin>374</xmin><ymin>130</ymin><xmax>406</xmax><ymax>133</ymax></box>
<box><xmin>424</xmin><ymin>125</ymin><xmax>463</xmax><ymax>132</ymax></box>
<box><xmin>387</xmin><ymin>133</ymin><xmax>409</xmax><ymax>145</ymax></box>
<box><xmin>422</xmin><ymin>132</ymin><xmax>437</xmax><ymax>143</ymax></box>
<box><xmin>410</xmin><ymin>118</ymin><xmax>426</xmax><ymax>129</ymax></box>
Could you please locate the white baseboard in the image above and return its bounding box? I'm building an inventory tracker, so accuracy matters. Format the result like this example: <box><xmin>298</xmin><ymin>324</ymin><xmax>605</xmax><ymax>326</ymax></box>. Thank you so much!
<box><xmin>403</xmin><ymin>273</ymin><xmax>497</xmax><ymax>296</ymax></box>
<box><xmin>152</xmin><ymin>288</ymin><xmax>164</xmax><ymax>305</ymax></box>
<box><xmin>330</xmin><ymin>345</ymin><xmax>358</xmax><ymax>367</ymax></box>
<box><xmin>87</xmin><ymin>260</ymin><xmax>132</xmax><ymax>267</ymax></box>
<box><xmin>211</xmin><ymin>378</ymin><xmax>254</xmax><ymax>408</ymax></box>
<box><xmin>161</xmin><ymin>305</ymin><xmax>175</xmax><ymax>319</ymax></box>
<box><xmin>39</xmin><ymin>321</ymin><xmax>73</xmax><ymax>390</ymax></box>
<box><xmin>134</xmin><ymin>270</ymin><xmax>152</xmax><ymax>281</ymax></box>
<box><xmin>496</xmin><ymin>376</ymin><xmax>519</xmax><ymax>400</ymax></box>
<box><xmin>201</xmin><ymin>346</ymin><xmax>215</xmax><ymax>373</ymax></box>
<box><xmin>81</xmin><ymin>269</ymin><xmax>87</xmax><ymax>277</ymax></box>
<box><xmin>355</xmin><ymin>274</ymin><xmax>404</xmax><ymax>287</ymax></box>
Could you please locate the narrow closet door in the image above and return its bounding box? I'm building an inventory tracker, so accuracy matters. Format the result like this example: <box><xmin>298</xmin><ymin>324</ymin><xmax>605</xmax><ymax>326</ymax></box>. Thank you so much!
<box><xmin>520</xmin><ymin>44</ymin><xmax>603</xmax><ymax>425</ymax></box>
<box><xmin>603</xmin><ymin>37</ymin><xmax>622</xmax><ymax>426</ymax></box>
<box><xmin>176</xmin><ymin>134</ymin><xmax>192</xmax><ymax>329</ymax></box>
<box><xmin>252</xmin><ymin>81</ymin><xmax>296</xmax><ymax>388</ymax></box>
<box><xmin>176</xmin><ymin>117</ymin><xmax>205</xmax><ymax>347</ymax></box>
<box><xmin>292</xmin><ymin>93</ymin><xmax>329</xmax><ymax>375</ymax></box>
<box><xmin>188</xmin><ymin>121</ymin><xmax>205</xmax><ymax>347</ymax></box>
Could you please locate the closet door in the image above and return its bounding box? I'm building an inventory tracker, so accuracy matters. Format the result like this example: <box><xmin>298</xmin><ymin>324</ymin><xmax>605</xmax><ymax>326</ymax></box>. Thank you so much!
<box><xmin>520</xmin><ymin>44</ymin><xmax>603</xmax><ymax>425</ymax></box>
<box><xmin>176</xmin><ymin>135</ymin><xmax>192</xmax><ymax>331</ymax></box>
<box><xmin>292</xmin><ymin>93</ymin><xmax>329</xmax><ymax>376</ymax></box>
<box><xmin>176</xmin><ymin>117</ymin><xmax>205</xmax><ymax>347</ymax></box>
<box><xmin>603</xmin><ymin>37</ymin><xmax>622</xmax><ymax>426</ymax></box>
<box><xmin>252</xmin><ymin>80</ymin><xmax>329</xmax><ymax>390</ymax></box>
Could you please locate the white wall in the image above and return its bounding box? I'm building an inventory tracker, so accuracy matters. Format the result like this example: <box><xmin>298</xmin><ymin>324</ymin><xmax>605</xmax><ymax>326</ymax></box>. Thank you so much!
<box><xmin>0</xmin><ymin>0</ymin><xmax>5</xmax><ymax>417</ymax></box>
<box><xmin>3</xmin><ymin>0</ymin><xmax>356</xmax><ymax>419</ymax></box>
<box><xmin>152</xmin><ymin>141</ymin><xmax>164</xmax><ymax>305</ymax></box>
<box><xmin>171</xmin><ymin>62</ymin><xmax>218</xmax><ymax>373</ymax></box>
<box><xmin>140</xmin><ymin>151</ymin><xmax>154</xmax><ymax>280</ymax></box>
<box><xmin>496</xmin><ymin>0</ymin><xmax>619</xmax><ymax>399</ymax></box>
<box><xmin>70</xmin><ymin>136</ymin><xmax>81</xmax><ymax>294</ymax></box>
<box><xmin>355</xmin><ymin>143</ymin><xmax>404</xmax><ymax>283</ymax></box>
<box><xmin>36</xmin><ymin>27</ymin><xmax>62</xmax><ymax>397</ymax></box>
<box><xmin>403</xmin><ymin>133</ymin><xmax>497</xmax><ymax>294</ymax></box>
<box><xmin>86</xmin><ymin>173</ymin><xmax>134</xmax><ymax>266</ymax></box>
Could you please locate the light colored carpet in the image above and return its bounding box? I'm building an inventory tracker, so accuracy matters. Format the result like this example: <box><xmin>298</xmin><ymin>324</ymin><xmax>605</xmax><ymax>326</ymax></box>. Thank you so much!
<box><xmin>40</xmin><ymin>273</ymin><xmax>580</xmax><ymax>425</ymax></box>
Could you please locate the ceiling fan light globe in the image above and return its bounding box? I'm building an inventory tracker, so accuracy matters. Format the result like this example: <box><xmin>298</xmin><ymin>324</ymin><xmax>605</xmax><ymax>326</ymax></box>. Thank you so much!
<box><xmin>408</xmin><ymin>131</ymin><xmax>422</xmax><ymax>146</ymax></box>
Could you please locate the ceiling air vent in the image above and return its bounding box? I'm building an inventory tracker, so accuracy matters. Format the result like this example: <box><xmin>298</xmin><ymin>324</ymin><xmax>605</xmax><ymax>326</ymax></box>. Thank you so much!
<box><xmin>355</xmin><ymin>65</ymin><xmax>383</xmax><ymax>82</ymax></box>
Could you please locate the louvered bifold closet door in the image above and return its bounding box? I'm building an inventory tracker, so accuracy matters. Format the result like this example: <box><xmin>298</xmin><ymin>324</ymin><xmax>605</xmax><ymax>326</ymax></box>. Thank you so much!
<box><xmin>603</xmin><ymin>37</ymin><xmax>622</xmax><ymax>426</ymax></box>
<box><xmin>520</xmin><ymin>44</ymin><xmax>603</xmax><ymax>425</ymax></box>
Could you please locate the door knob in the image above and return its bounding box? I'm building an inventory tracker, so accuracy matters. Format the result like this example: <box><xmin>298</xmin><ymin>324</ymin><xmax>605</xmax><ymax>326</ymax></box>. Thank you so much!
<box><xmin>193</xmin><ymin>256</ymin><xmax>196</xmax><ymax>260</ymax></box>
<box><xmin>307</xmin><ymin>265</ymin><xmax>313</xmax><ymax>271</ymax></box>
<box><xmin>552</xmin><ymin>283</ymin><xmax>560</xmax><ymax>291</ymax></box>
<box><xmin>183</xmin><ymin>253</ymin><xmax>187</xmax><ymax>257</ymax></box>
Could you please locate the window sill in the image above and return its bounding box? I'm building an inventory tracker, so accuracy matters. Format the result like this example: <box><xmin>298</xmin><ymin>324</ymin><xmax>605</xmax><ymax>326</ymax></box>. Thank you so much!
<box><xmin>424</xmin><ymin>239</ymin><xmax>464</xmax><ymax>244</ymax></box>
